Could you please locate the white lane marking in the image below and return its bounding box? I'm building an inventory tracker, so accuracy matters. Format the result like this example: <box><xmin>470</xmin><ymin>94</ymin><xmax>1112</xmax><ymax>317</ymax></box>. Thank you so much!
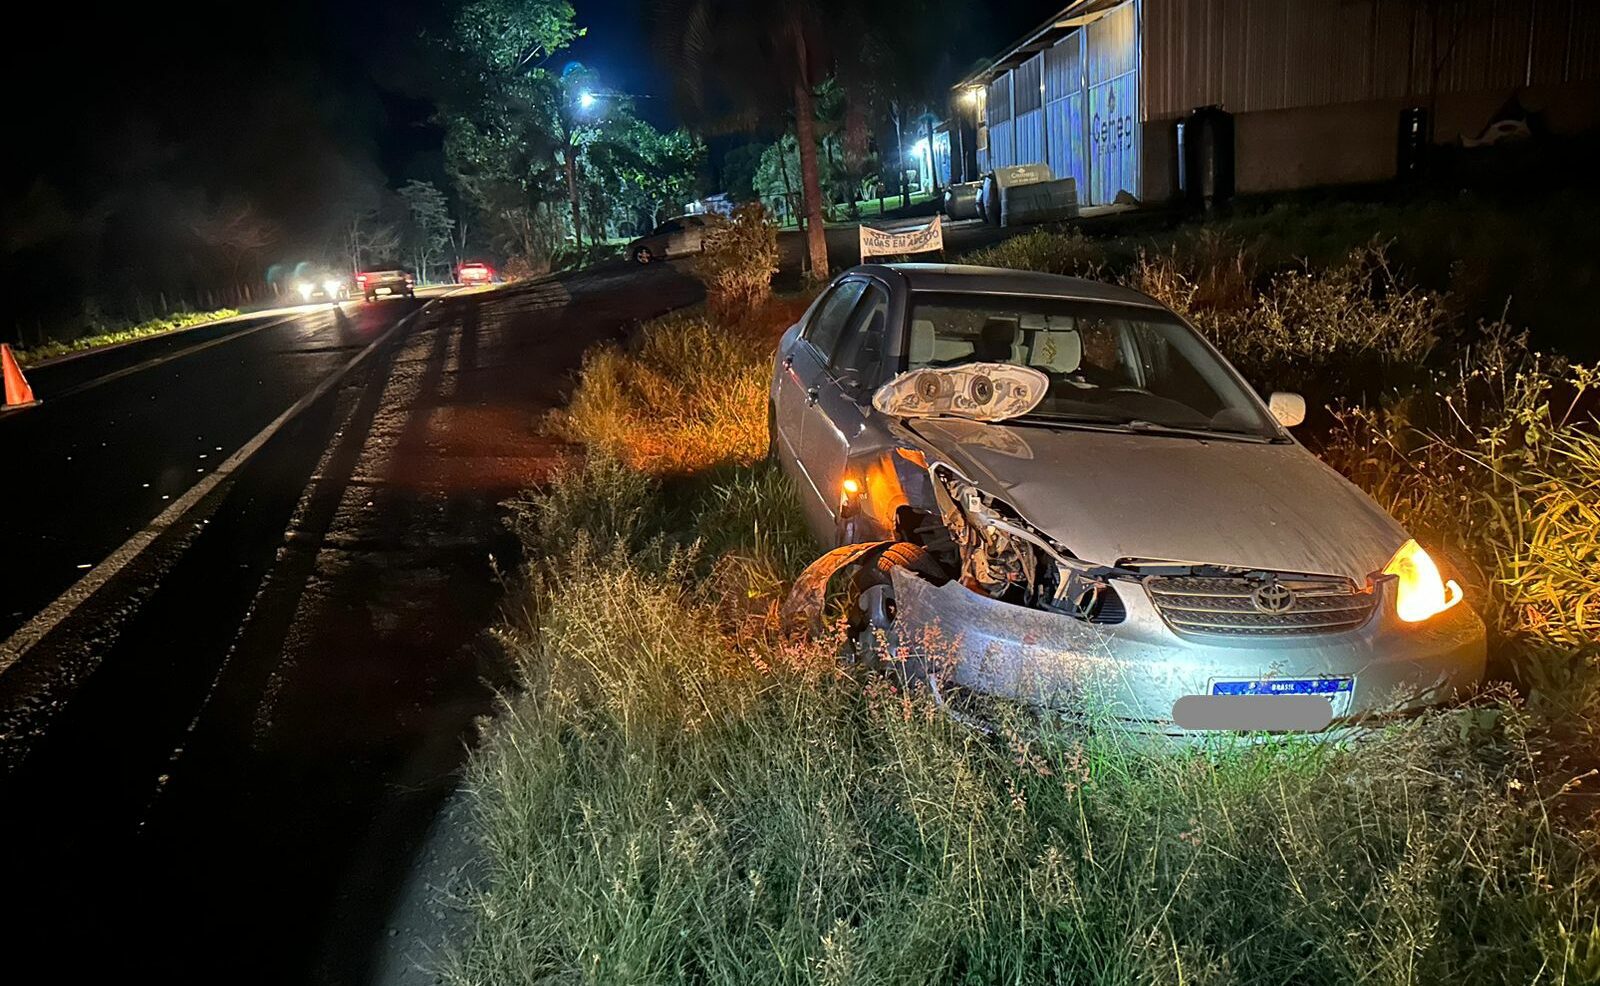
<box><xmin>0</xmin><ymin>298</ymin><xmax>453</xmax><ymax>675</ymax></box>
<box><xmin>44</xmin><ymin>312</ymin><xmax>313</xmax><ymax>401</ymax></box>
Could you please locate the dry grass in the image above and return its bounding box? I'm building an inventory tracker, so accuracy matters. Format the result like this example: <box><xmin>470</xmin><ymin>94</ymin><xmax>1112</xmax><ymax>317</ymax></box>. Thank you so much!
<box><xmin>551</xmin><ymin>295</ymin><xmax>812</xmax><ymax>475</ymax></box>
<box><xmin>696</xmin><ymin>204</ymin><xmax>780</xmax><ymax>319</ymax></box>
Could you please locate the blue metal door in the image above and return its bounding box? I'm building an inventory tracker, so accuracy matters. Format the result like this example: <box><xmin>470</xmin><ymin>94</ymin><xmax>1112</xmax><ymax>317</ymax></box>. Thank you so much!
<box><xmin>1044</xmin><ymin>31</ymin><xmax>1086</xmax><ymax>194</ymax></box>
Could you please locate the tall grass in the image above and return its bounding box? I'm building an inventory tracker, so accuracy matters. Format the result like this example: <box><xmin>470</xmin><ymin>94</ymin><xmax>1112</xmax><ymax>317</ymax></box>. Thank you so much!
<box><xmin>449</xmin><ymin>452</ymin><xmax>1600</xmax><ymax>985</ymax></box>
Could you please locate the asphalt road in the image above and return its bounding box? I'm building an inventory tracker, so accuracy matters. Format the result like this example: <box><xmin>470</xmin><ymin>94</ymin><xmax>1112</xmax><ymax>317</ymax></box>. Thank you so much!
<box><xmin>0</xmin><ymin>264</ymin><xmax>704</xmax><ymax>982</ymax></box>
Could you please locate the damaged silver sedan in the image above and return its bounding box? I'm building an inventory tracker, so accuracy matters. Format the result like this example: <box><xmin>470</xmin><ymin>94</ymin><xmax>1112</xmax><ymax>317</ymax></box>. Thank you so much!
<box><xmin>770</xmin><ymin>263</ymin><xmax>1485</xmax><ymax>734</ymax></box>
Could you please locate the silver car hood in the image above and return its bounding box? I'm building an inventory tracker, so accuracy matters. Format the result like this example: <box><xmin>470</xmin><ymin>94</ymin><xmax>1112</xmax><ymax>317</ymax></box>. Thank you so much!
<box><xmin>906</xmin><ymin>418</ymin><xmax>1408</xmax><ymax>583</ymax></box>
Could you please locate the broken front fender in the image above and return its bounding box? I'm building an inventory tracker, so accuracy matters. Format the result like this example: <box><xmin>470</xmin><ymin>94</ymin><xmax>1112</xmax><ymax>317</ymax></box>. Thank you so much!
<box><xmin>780</xmin><ymin>540</ymin><xmax>897</xmax><ymax>635</ymax></box>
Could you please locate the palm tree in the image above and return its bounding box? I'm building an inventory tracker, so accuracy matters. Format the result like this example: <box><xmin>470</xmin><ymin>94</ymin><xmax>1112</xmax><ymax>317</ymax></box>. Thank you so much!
<box><xmin>653</xmin><ymin>0</ymin><xmax>833</xmax><ymax>280</ymax></box>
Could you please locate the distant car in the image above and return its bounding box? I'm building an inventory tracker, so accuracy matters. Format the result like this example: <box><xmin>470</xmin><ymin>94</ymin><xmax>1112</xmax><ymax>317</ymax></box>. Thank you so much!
<box><xmin>626</xmin><ymin>214</ymin><xmax>724</xmax><ymax>264</ymax></box>
<box><xmin>455</xmin><ymin>262</ymin><xmax>494</xmax><ymax>285</ymax></box>
<box><xmin>774</xmin><ymin>263</ymin><xmax>1486</xmax><ymax>735</ymax></box>
<box><xmin>294</xmin><ymin>271</ymin><xmax>351</xmax><ymax>303</ymax></box>
<box><xmin>356</xmin><ymin>267</ymin><xmax>415</xmax><ymax>301</ymax></box>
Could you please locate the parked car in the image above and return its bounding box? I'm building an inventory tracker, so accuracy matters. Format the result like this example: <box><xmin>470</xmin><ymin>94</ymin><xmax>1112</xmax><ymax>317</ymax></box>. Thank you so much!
<box><xmin>294</xmin><ymin>270</ymin><xmax>351</xmax><ymax>303</ymax></box>
<box><xmin>773</xmin><ymin>263</ymin><xmax>1485</xmax><ymax>734</ymax></box>
<box><xmin>626</xmin><ymin>214</ymin><xmax>723</xmax><ymax>264</ymax></box>
<box><xmin>455</xmin><ymin>261</ymin><xmax>494</xmax><ymax>285</ymax></box>
<box><xmin>356</xmin><ymin>267</ymin><xmax>415</xmax><ymax>301</ymax></box>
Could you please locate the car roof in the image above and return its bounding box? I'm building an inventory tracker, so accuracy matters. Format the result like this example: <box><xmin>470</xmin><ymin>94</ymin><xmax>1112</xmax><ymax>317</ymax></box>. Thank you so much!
<box><xmin>854</xmin><ymin>263</ymin><xmax>1168</xmax><ymax>310</ymax></box>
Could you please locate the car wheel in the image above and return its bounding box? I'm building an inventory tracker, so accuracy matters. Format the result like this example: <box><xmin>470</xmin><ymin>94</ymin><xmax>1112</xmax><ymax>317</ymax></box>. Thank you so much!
<box><xmin>365</xmin><ymin>292</ymin><xmax>375</xmax><ymax>302</ymax></box>
<box><xmin>851</xmin><ymin>542</ymin><xmax>940</xmax><ymax>677</ymax></box>
<box><xmin>766</xmin><ymin>402</ymin><xmax>780</xmax><ymax>463</ymax></box>
<box><xmin>634</xmin><ymin>247</ymin><xmax>653</xmax><ymax>265</ymax></box>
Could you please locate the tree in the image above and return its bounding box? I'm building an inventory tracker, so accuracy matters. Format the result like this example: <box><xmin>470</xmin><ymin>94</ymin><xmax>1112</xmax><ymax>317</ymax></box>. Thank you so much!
<box><xmin>399</xmin><ymin>179</ymin><xmax>455</xmax><ymax>281</ymax></box>
<box><xmin>436</xmin><ymin>0</ymin><xmax>585</xmax><ymax>270</ymax></box>
<box><xmin>720</xmin><ymin>143</ymin><xmax>764</xmax><ymax>202</ymax></box>
<box><xmin>653</xmin><ymin>0</ymin><xmax>834</xmax><ymax>279</ymax></box>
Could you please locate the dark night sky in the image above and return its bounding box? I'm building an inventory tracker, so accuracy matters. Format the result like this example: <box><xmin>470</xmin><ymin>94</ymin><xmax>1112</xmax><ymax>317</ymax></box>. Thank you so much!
<box><xmin>3</xmin><ymin>0</ymin><xmax>1062</xmax><ymax>296</ymax></box>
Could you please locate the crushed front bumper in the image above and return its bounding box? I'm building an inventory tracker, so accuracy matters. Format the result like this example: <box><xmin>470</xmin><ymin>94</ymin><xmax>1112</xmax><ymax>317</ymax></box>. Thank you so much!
<box><xmin>888</xmin><ymin>569</ymin><xmax>1487</xmax><ymax>734</ymax></box>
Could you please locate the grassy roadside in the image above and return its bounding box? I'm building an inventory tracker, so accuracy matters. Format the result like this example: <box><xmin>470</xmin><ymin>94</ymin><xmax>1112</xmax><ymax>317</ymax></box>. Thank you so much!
<box><xmin>443</xmin><ymin>215</ymin><xmax>1600</xmax><ymax>984</ymax></box>
<box><xmin>14</xmin><ymin>308</ymin><xmax>240</xmax><ymax>367</ymax></box>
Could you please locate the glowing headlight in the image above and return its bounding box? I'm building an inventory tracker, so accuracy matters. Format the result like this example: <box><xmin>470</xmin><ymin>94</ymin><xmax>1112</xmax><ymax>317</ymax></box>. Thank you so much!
<box><xmin>297</xmin><ymin>282</ymin><xmax>314</xmax><ymax>299</ymax></box>
<box><xmin>1383</xmin><ymin>539</ymin><xmax>1463</xmax><ymax>623</ymax></box>
<box><xmin>323</xmin><ymin>279</ymin><xmax>341</xmax><ymax>295</ymax></box>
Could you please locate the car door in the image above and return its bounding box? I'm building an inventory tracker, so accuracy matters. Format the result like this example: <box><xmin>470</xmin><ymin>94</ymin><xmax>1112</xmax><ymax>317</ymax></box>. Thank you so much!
<box><xmin>802</xmin><ymin>281</ymin><xmax>891</xmax><ymax>543</ymax></box>
<box><xmin>777</xmin><ymin>279</ymin><xmax>867</xmax><ymax>540</ymax></box>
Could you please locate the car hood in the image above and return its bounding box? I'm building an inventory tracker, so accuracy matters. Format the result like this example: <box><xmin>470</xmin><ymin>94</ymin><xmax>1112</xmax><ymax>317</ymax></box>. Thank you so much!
<box><xmin>905</xmin><ymin>418</ymin><xmax>1408</xmax><ymax>583</ymax></box>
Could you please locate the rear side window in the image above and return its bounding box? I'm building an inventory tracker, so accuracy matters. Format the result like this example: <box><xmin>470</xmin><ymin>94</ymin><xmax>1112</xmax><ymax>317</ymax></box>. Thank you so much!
<box><xmin>802</xmin><ymin>281</ymin><xmax>867</xmax><ymax>359</ymax></box>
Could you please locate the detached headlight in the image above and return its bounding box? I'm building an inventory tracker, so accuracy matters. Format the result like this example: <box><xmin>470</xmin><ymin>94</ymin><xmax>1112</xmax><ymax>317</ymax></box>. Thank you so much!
<box><xmin>1383</xmin><ymin>539</ymin><xmax>1463</xmax><ymax>623</ymax></box>
<box><xmin>323</xmin><ymin>279</ymin><xmax>341</xmax><ymax>295</ymax></box>
<box><xmin>297</xmin><ymin>282</ymin><xmax>314</xmax><ymax>299</ymax></box>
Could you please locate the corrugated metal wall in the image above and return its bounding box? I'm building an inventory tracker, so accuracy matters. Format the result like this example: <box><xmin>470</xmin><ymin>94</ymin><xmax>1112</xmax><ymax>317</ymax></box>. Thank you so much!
<box><xmin>986</xmin><ymin>74</ymin><xmax>1015</xmax><ymax>167</ymax></box>
<box><xmin>1045</xmin><ymin>31</ymin><xmax>1088</xmax><ymax>194</ymax></box>
<box><xmin>1144</xmin><ymin>0</ymin><xmax>1600</xmax><ymax>119</ymax></box>
<box><xmin>1013</xmin><ymin>54</ymin><xmax>1049</xmax><ymax>168</ymax></box>
<box><xmin>1087</xmin><ymin>1</ymin><xmax>1142</xmax><ymax>203</ymax></box>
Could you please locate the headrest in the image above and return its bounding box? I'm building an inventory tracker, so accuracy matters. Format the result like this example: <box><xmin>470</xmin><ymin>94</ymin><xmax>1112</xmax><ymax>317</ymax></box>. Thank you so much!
<box><xmin>1030</xmin><ymin>328</ymin><xmax>1082</xmax><ymax>374</ymax></box>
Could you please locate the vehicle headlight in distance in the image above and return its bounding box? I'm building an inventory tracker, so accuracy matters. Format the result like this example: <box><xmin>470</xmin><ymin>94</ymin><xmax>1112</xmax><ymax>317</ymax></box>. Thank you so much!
<box><xmin>1383</xmin><ymin>538</ymin><xmax>1463</xmax><ymax>623</ymax></box>
<box><xmin>297</xmin><ymin>282</ymin><xmax>314</xmax><ymax>299</ymax></box>
<box><xmin>323</xmin><ymin>279</ymin><xmax>341</xmax><ymax>295</ymax></box>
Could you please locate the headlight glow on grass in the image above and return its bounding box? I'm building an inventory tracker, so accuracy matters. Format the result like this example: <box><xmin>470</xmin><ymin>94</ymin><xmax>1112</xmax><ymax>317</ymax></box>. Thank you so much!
<box><xmin>1384</xmin><ymin>538</ymin><xmax>1463</xmax><ymax>623</ymax></box>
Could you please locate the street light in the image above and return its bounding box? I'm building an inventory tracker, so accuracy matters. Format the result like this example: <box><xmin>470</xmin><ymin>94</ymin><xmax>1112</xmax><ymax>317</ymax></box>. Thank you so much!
<box><xmin>578</xmin><ymin>91</ymin><xmax>598</xmax><ymax>111</ymax></box>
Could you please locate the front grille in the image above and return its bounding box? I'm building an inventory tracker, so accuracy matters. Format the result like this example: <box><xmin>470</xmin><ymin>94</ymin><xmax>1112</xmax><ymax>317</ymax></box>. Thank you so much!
<box><xmin>1145</xmin><ymin>575</ymin><xmax>1378</xmax><ymax>636</ymax></box>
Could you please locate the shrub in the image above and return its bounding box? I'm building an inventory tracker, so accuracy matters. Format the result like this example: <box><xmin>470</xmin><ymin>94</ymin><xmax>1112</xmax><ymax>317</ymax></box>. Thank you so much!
<box><xmin>696</xmin><ymin>204</ymin><xmax>779</xmax><ymax>318</ymax></box>
<box><xmin>961</xmin><ymin>228</ymin><xmax>1104</xmax><ymax>277</ymax></box>
<box><xmin>1136</xmin><ymin>241</ymin><xmax>1444</xmax><ymax>397</ymax></box>
<box><xmin>1320</xmin><ymin>329</ymin><xmax>1599</xmax><ymax>700</ymax></box>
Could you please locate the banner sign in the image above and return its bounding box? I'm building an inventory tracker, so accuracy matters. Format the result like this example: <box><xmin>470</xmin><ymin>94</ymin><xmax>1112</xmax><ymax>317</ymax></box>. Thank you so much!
<box><xmin>859</xmin><ymin>215</ymin><xmax>943</xmax><ymax>260</ymax></box>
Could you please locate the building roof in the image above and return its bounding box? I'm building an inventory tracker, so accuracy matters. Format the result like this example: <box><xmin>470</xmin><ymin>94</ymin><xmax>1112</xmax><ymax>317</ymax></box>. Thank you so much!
<box><xmin>861</xmin><ymin>263</ymin><xmax>1167</xmax><ymax>309</ymax></box>
<box><xmin>951</xmin><ymin>0</ymin><xmax>1126</xmax><ymax>91</ymax></box>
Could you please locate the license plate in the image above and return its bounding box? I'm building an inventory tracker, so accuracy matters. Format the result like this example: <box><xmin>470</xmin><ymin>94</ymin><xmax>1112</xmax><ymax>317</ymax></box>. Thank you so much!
<box><xmin>375</xmin><ymin>287</ymin><xmax>391</xmax><ymax>295</ymax></box>
<box><xmin>1211</xmin><ymin>676</ymin><xmax>1354</xmax><ymax>715</ymax></box>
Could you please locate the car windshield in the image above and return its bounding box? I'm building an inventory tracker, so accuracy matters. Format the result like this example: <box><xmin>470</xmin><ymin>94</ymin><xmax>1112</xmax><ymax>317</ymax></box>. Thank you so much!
<box><xmin>907</xmin><ymin>292</ymin><xmax>1278</xmax><ymax>438</ymax></box>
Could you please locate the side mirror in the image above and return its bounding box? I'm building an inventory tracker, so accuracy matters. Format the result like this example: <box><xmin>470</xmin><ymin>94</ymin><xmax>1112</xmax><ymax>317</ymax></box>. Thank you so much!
<box><xmin>1268</xmin><ymin>391</ymin><xmax>1306</xmax><ymax>428</ymax></box>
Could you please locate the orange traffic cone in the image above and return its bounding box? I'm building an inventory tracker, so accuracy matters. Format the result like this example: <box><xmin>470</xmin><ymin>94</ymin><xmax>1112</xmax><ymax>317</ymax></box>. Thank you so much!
<box><xmin>2</xmin><ymin>344</ymin><xmax>39</xmax><ymax>411</ymax></box>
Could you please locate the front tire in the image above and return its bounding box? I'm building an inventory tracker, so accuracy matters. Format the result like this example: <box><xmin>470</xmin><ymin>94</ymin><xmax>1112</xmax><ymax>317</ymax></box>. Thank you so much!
<box><xmin>634</xmin><ymin>247</ymin><xmax>653</xmax><ymax>265</ymax></box>
<box><xmin>851</xmin><ymin>543</ymin><xmax>939</xmax><ymax>675</ymax></box>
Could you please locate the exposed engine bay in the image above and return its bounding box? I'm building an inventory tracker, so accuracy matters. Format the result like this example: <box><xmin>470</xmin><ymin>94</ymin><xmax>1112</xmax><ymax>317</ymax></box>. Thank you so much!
<box><xmin>918</xmin><ymin>464</ymin><xmax>1125</xmax><ymax>624</ymax></box>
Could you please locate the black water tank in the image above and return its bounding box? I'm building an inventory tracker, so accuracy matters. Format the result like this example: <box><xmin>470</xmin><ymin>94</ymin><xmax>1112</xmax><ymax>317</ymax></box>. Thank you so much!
<box><xmin>1180</xmin><ymin>106</ymin><xmax>1235</xmax><ymax>209</ymax></box>
<box><xmin>1397</xmin><ymin>106</ymin><xmax>1430</xmax><ymax>181</ymax></box>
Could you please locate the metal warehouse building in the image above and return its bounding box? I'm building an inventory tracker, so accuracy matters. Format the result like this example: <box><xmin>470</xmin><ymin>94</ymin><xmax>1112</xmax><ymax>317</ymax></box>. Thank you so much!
<box><xmin>952</xmin><ymin>0</ymin><xmax>1600</xmax><ymax>206</ymax></box>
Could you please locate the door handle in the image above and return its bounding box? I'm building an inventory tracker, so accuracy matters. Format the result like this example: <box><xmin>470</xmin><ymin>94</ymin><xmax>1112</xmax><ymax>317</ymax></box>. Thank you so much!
<box><xmin>805</xmin><ymin>387</ymin><xmax>820</xmax><ymax>406</ymax></box>
<box><xmin>782</xmin><ymin>355</ymin><xmax>794</xmax><ymax>369</ymax></box>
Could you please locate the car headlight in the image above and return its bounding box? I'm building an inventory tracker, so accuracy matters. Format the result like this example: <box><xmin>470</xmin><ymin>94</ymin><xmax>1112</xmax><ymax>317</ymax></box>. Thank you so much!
<box><xmin>297</xmin><ymin>282</ymin><xmax>314</xmax><ymax>299</ymax></box>
<box><xmin>323</xmin><ymin>279</ymin><xmax>341</xmax><ymax>295</ymax></box>
<box><xmin>1383</xmin><ymin>539</ymin><xmax>1463</xmax><ymax>623</ymax></box>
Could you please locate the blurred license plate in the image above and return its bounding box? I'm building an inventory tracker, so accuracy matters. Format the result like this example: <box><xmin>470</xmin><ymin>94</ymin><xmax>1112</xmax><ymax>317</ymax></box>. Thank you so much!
<box><xmin>1211</xmin><ymin>676</ymin><xmax>1354</xmax><ymax>715</ymax></box>
<box><xmin>375</xmin><ymin>287</ymin><xmax>392</xmax><ymax>295</ymax></box>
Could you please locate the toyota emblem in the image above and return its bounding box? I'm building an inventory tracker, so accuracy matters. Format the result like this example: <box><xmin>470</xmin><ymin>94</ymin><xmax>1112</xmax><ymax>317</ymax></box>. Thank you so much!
<box><xmin>1252</xmin><ymin>581</ymin><xmax>1296</xmax><ymax>614</ymax></box>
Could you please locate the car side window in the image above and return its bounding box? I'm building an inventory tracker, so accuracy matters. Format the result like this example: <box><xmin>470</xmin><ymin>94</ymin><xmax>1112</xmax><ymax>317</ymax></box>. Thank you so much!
<box><xmin>828</xmin><ymin>284</ymin><xmax>889</xmax><ymax>390</ymax></box>
<box><xmin>802</xmin><ymin>281</ymin><xmax>866</xmax><ymax>360</ymax></box>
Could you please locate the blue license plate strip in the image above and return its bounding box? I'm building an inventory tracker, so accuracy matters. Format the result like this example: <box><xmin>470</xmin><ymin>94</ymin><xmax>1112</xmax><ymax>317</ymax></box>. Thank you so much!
<box><xmin>1211</xmin><ymin>677</ymin><xmax>1353</xmax><ymax>697</ymax></box>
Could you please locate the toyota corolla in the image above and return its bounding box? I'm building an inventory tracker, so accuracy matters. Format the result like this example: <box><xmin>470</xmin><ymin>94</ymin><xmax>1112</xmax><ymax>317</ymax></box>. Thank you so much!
<box><xmin>772</xmin><ymin>264</ymin><xmax>1486</xmax><ymax>734</ymax></box>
